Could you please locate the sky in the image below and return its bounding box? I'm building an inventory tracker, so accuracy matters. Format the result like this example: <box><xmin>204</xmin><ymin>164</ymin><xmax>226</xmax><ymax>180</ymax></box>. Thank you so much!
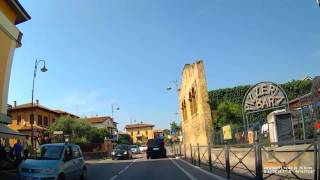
<box><xmin>8</xmin><ymin>0</ymin><xmax>320</xmax><ymax>130</ymax></box>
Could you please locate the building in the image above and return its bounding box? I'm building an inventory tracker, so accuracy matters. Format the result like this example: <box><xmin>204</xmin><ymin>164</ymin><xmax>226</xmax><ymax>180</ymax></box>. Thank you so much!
<box><xmin>125</xmin><ymin>123</ymin><xmax>154</xmax><ymax>145</ymax></box>
<box><xmin>0</xmin><ymin>0</ymin><xmax>30</xmax><ymax>142</ymax></box>
<box><xmin>87</xmin><ymin>116</ymin><xmax>118</xmax><ymax>135</ymax></box>
<box><xmin>153</xmin><ymin>129</ymin><xmax>164</xmax><ymax>139</ymax></box>
<box><xmin>179</xmin><ymin>60</ymin><xmax>213</xmax><ymax>147</ymax></box>
<box><xmin>8</xmin><ymin>100</ymin><xmax>78</xmax><ymax>145</ymax></box>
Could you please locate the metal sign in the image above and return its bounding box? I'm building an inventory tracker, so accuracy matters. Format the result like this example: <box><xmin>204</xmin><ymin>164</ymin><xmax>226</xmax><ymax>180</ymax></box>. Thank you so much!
<box><xmin>243</xmin><ymin>82</ymin><xmax>288</xmax><ymax>113</ymax></box>
<box><xmin>222</xmin><ymin>125</ymin><xmax>232</xmax><ymax>140</ymax></box>
<box><xmin>53</xmin><ymin>131</ymin><xmax>63</xmax><ymax>135</ymax></box>
<box><xmin>242</xmin><ymin>82</ymin><xmax>290</xmax><ymax>131</ymax></box>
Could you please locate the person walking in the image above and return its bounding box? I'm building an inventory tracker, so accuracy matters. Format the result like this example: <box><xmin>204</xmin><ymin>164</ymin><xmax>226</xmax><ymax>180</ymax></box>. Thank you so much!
<box><xmin>13</xmin><ymin>139</ymin><xmax>23</xmax><ymax>167</ymax></box>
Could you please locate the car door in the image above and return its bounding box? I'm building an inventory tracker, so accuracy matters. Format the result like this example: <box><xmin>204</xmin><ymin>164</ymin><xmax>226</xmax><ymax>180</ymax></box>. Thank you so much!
<box><xmin>63</xmin><ymin>146</ymin><xmax>75</xmax><ymax>179</ymax></box>
<box><xmin>71</xmin><ymin>145</ymin><xmax>83</xmax><ymax>178</ymax></box>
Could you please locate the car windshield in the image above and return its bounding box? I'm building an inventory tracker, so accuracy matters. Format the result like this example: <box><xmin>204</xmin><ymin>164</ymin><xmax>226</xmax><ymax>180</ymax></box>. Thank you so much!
<box><xmin>115</xmin><ymin>144</ymin><xmax>127</xmax><ymax>150</ymax></box>
<box><xmin>36</xmin><ymin>146</ymin><xmax>64</xmax><ymax>160</ymax></box>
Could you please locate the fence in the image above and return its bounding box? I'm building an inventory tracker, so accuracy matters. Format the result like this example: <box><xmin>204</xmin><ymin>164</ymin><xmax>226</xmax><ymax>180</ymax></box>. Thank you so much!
<box><xmin>171</xmin><ymin>139</ymin><xmax>320</xmax><ymax>180</ymax></box>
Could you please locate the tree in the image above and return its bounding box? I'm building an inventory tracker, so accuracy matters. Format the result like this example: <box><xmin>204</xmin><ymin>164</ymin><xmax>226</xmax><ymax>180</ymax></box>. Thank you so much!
<box><xmin>117</xmin><ymin>134</ymin><xmax>133</xmax><ymax>145</ymax></box>
<box><xmin>49</xmin><ymin>116</ymin><xmax>110</xmax><ymax>145</ymax></box>
<box><xmin>213</xmin><ymin>102</ymin><xmax>242</xmax><ymax>128</ymax></box>
<box><xmin>170</xmin><ymin>121</ymin><xmax>181</xmax><ymax>134</ymax></box>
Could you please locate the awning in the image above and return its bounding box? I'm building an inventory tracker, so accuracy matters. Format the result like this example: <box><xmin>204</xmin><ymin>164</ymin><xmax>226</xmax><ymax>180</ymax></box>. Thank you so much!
<box><xmin>0</xmin><ymin>123</ymin><xmax>26</xmax><ymax>140</ymax></box>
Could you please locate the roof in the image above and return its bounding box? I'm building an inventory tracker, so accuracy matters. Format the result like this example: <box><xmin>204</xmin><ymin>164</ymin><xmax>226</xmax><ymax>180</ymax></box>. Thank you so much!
<box><xmin>53</xmin><ymin>109</ymin><xmax>80</xmax><ymax>118</ymax></box>
<box><xmin>87</xmin><ymin>116</ymin><xmax>113</xmax><ymax>124</ymax></box>
<box><xmin>125</xmin><ymin>123</ymin><xmax>154</xmax><ymax>129</ymax></box>
<box><xmin>10</xmin><ymin>103</ymin><xmax>58</xmax><ymax>114</ymax></box>
<box><xmin>6</xmin><ymin>0</ymin><xmax>31</xmax><ymax>24</ymax></box>
<box><xmin>0</xmin><ymin>123</ymin><xmax>25</xmax><ymax>139</ymax></box>
<box><xmin>9</xmin><ymin>103</ymin><xmax>79</xmax><ymax>118</ymax></box>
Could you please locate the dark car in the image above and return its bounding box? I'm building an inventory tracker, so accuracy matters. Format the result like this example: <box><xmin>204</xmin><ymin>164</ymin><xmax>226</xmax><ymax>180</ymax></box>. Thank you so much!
<box><xmin>111</xmin><ymin>144</ymin><xmax>132</xmax><ymax>160</ymax></box>
<box><xmin>146</xmin><ymin>139</ymin><xmax>166</xmax><ymax>159</ymax></box>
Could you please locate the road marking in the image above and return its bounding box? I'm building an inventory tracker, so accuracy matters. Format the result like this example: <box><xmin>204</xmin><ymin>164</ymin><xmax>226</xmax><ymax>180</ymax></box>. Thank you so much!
<box><xmin>108</xmin><ymin>159</ymin><xmax>137</xmax><ymax>180</ymax></box>
<box><xmin>109</xmin><ymin>175</ymin><xmax>118</xmax><ymax>180</ymax></box>
<box><xmin>170</xmin><ymin>158</ymin><xmax>197</xmax><ymax>180</ymax></box>
<box><xmin>178</xmin><ymin>158</ymin><xmax>226</xmax><ymax>180</ymax></box>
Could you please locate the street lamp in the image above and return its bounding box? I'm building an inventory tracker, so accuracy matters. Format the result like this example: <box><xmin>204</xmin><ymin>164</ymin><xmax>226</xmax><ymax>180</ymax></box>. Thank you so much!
<box><xmin>166</xmin><ymin>80</ymin><xmax>179</xmax><ymax>92</ymax></box>
<box><xmin>31</xmin><ymin>59</ymin><xmax>48</xmax><ymax>152</ymax></box>
<box><xmin>111</xmin><ymin>103</ymin><xmax>120</xmax><ymax>120</ymax></box>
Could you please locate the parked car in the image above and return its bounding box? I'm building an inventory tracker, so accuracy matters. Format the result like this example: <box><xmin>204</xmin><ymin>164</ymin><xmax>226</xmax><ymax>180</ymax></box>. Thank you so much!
<box><xmin>111</xmin><ymin>144</ymin><xmax>132</xmax><ymax>160</ymax></box>
<box><xmin>146</xmin><ymin>139</ymin><xmax>166</xmax><ymax>159</ymax></box>
<box><xmin>130</xmin><ymin>145</ymin><xmax>140</xmax><ymax>154</ymax></box>
<box><xmin>18</xmin><ymin>143</ymin><xmax>87</xmax><ymax>180</ymax></box>
<box><xmin>139</xmin><ymin>145</ymin><xmax>148</xmax><ymax>152</ymax></box>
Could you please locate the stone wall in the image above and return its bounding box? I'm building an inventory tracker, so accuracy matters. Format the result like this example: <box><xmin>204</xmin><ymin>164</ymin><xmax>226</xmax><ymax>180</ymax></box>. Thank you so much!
<box><xmin>179</xmin><ymin>60</ymin><xmax>213</xmax><ymax>147</ymax></box>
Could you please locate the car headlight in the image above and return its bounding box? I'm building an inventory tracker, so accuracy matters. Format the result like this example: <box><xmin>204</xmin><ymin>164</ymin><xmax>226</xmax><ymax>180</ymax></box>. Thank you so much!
<box><xmin>123</xmin><ymin>151</ymin><xmax>127</xmax><ymax>155</ymax></box>
<box><xmin>112</xmin><ymin>151</ymin><xmax>115</xmax><ymax>155</ymax></box>
<box><xmin>40</xmin><ymin>168</ymin><xmax>56</xmax><ymax>174</ymax></box>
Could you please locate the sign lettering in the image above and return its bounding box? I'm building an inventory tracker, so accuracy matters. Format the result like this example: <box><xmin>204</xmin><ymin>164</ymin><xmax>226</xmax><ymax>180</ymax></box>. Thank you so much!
<box><xmin>244</xmin><ymin>82</ymin><xmax>287</xmax><ymax>112</ymax></box>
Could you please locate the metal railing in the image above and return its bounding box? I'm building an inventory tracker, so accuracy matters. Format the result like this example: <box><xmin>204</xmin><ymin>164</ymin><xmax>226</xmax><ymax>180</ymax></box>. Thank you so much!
<box><xmin>171</xmin><ymin>139</ymin><xmax>320</xmax><ymax>180</ymax></box>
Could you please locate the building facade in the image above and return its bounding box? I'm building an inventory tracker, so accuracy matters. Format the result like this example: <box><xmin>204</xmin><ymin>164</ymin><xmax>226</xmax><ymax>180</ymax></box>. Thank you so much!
<box><xmin>0</xmin><ymin>0</ymin><xmax>30</xmax><ymax>141</ymax></box>
<box><xmin>125</xmin><ymin>123</ymin><xmax>154</xmax><ymax>145</ymax></box>
<box><xmin>8</xmin><ymin>101</ymin><xmax>78</xmax><ymax>144</ymax></box>
<box><xmin>179</xmin><ymin>60</ymin><xmax>213</xmax><ymax>147</ymax></box>
<box><xmin>87</xmin><ymin>116</ymin><xmax>118</xmax><ymax>135</ymax></box>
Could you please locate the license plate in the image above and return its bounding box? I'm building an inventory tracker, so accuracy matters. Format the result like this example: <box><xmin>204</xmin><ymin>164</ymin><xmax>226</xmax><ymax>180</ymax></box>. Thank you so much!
<box><xmin>116</xmin><ymin>154</ymin><xmax>122</xmax><ymax>156</ymax></box>
<box><xmin>153</xmin><ymin>148</ymin><xmax>159</xmax><ymax>150</ymax></box>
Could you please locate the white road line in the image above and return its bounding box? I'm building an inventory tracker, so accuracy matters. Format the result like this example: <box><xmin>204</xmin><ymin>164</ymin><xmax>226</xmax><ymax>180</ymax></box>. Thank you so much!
<box><xmin>178</xmin><ymin>158</ymin><xmax>226</xmax><ymax>180</ymax></box>
<box><xmin>109</xmin><ymin>175</ymin><xmax>118</xmax><ymax>180</ymax></box>
<box><xmin>108</xmin><ymin>159</ymin><xmax>137</xmax><ymax>180</ymax></box>
<box><xmin>170</xmin><ymin>158</ymin><xmax>197</xmax><ymax>180</ymax></box>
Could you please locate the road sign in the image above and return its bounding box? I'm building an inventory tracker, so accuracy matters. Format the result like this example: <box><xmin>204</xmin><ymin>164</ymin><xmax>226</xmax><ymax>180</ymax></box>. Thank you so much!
<box><xmin>53</xmin><ymin>131</ymin><xmax>63</xmax><ymax>135</ymax></box>
<box><xmin>171</xmin><ymin>130</ymin><xmax>176</xmax><ymax>135</ymax></box>
<box><xmin>222</xmin><ymin>125</ymin><xmax>232</xmax><ymax>140</ymax></box>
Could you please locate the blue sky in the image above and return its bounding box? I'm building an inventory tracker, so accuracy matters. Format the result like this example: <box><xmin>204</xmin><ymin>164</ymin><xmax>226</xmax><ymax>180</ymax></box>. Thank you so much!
<box><xmin>9</xmin><ymin>0</ymin><xmax>320</xmax><ymax>130</ymax></box>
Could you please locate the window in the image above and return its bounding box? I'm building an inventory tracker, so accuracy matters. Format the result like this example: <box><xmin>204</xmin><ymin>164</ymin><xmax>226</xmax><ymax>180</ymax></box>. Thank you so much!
<box><xmin>72</xmin><ymin>146</ymin><xmax>81</xmax><ymax>158</ymax></box>
<box><xmin>44</xmin><ymin>116</ymin><xmax>48</xmax><ymax>126</ymax></box>
<box><xmin>30</xmin><ymin>114</ymin><xmax>34</xmax><ymax>124</ymax></box>
<box><xmin>17</xmin><ymin>115</ymin><xmax>21</xmax><ymax>125</ymax></box>
<box><xmin>181</xmin><ymin>100</ymin><xmax>188</xmax><ymax>122</ymax></box>
<box><xmin>38</xmin><ymin>115</ymin><xmax>43</xmax><ymax>125</ymax></box>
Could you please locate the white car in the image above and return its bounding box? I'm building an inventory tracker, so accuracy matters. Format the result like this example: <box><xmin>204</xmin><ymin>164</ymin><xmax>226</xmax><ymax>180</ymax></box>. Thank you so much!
<box><xmin>139</xmin><ymin>145</ymin><xmax>148</xmax><ymax>152</ymax></box>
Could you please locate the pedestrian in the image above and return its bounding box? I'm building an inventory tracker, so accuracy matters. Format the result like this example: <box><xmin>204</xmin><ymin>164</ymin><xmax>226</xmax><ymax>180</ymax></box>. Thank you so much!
<box><xmin>13</xmin><ymin>139</ymin><xmax>23</xmax><ymax>167</ymax></box>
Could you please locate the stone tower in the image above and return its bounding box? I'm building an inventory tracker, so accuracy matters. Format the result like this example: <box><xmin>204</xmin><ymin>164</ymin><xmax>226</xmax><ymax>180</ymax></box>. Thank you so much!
<box><xmin>179</xmin><ymin>60</ymin><xmax>213</xmax><ymax>146</ymax></box>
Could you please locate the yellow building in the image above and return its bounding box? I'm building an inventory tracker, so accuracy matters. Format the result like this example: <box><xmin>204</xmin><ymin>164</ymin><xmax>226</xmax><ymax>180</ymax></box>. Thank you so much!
<box><xmin>0</xmin><ymin>0</ymin><xmax>30</xmax><ymax>141</ymax></box>
<box><xmin>8</xmin><ymin>101</ymin><xmax>79</xmax><ymax>145</ymax></box>
<box><xmin>125</xmin><ymin>123</ymin><xmax>154</xmax><ymax>145</ymax></box>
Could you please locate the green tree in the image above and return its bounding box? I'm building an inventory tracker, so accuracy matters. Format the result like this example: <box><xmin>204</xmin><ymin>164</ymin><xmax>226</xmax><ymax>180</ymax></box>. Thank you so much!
<box><xmin>214</xmin><ymin>102</ymin><xmax>242</xmax><ymax>128</ymax></box>
<box><xmin>170</xmin><ymin>121</ymin><xmax>181</xmax><ymax>133</ymax></box>
<box><xmin>49</xmin><ymin>116</ymin><xmax>110</xmax><ymax>145</ymax></box>
<box><xmin>117</xmin><ymin>134</ymin><xmax>133</xmax><ymax>145</ymax></box>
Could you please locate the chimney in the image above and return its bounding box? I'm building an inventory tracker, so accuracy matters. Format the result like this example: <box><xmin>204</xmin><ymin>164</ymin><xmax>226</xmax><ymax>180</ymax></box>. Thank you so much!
<box><xmin>14</xmin><ymin>101</ymin><xmax>17</xmax><ymax>107</ymax></box>
<box><xmin>36</xmin><ymin>99</ymin><xmax>39</xmax><ymax>105</ymax></box>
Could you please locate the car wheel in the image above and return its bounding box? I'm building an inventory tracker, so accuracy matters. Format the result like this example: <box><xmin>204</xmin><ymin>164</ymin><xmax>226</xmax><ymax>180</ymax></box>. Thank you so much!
<box><xmin>58</xmin><ymin>173</ymin><xmax>65</xmax><ymax>180</ymax></box>
<box><xmin>80</xmin><ymin>167</ymin><xmax>87</xmax><ymax>180</ymax></box>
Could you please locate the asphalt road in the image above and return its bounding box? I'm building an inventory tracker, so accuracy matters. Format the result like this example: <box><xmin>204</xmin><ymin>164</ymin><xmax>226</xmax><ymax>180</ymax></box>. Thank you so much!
<box><xmin>86</xmin><ymin>154</ymin><xmax>225</xmax><ymax>180</ymax></box>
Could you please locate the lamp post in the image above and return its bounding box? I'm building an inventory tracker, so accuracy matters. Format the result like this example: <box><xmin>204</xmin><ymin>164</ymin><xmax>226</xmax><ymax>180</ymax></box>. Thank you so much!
<box><xmin>111</xmin><ymin>103</ymin><xmax>120</xmax><ymax>120</ymax></box>
<box><xmin>31</xmin><ymin>59</ymin><xmax>48</xmax><ymax>152</ymax></box>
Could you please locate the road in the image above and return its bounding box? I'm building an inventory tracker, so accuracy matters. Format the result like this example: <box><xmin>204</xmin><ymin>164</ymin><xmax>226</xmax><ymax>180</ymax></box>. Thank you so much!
<box><xmin>86</xmin><ymin>154</ymin><xmax>225</xmax><ymax>180</ymax></box>
<box><xmin>1</xmin><ymin>154</ymin><xmax>225</xmax><ymax>180</ymax></box>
